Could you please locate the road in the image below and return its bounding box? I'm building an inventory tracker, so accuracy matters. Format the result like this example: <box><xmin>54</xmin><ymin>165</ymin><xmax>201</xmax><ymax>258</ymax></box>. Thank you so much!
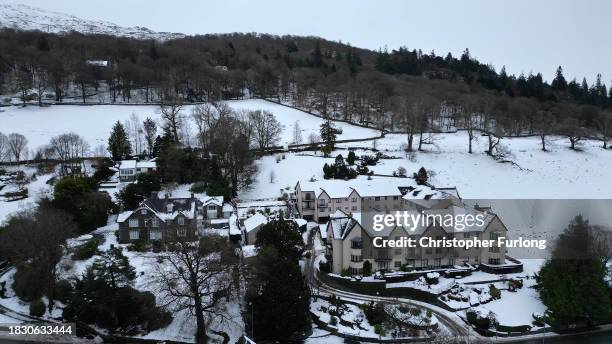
<box><xmin>303</xmin><ymin>226</ymin><xmax>612</xmax><ymax>344</ymax></box>
<box><xmin>303</xmin><ymin>226</ymin><xmax>477</xmax><ymax>342</ymax></box>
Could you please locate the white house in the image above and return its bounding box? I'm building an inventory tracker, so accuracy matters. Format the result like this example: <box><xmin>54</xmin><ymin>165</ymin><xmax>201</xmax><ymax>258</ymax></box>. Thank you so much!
<box><xmin>118</xmin><ymin>160</ymin><xmax>158</xmax><ymax>182</ymax></box>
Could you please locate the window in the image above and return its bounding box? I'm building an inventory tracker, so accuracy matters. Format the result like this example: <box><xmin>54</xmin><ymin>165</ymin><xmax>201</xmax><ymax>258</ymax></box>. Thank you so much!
<box><xmin>351</xmin><ymin>255</ymin><xmax>362</xmax><ymax>262</ymax></box>
<box><xmin>394</xmin><ymin>249</ymin><xmax>401</xmax><ymax>255</ymax></box>
<box><xmin>488</xmin><ymin>258</ymin><xmax>500</xmax><ymax>265</ymax></box>
<box><xmin>375</xmin><ymin>197</ymin><xmax>381</xmax><ymax>201</ymax></box>
<box><xmin>448</xmin><ymin>257</ymin><xmax>454</xmax><ymax>266</ymax></box>
<box><xmin>351</xmin><ymin>238</ymin><xmax>363</xmax><ymax>249</ymax></box>
<box><xmin>489</xmin><ymin>232</ymin><xmax>500</xmax><ymax>253</ymax></box>
<box><xmin>140</xmin><ymin>209</ymin><xmax>147</xmax><ymax>215</ymax></box>
<box><xmin>150</xmin><ymin>230</ymin><xmax>162</xmax><ymax>240</ymax></box>
<box><xmin>349</xmin><ymin>267</ymin><xmax>362</xmax><ymax>275</ymax></box>
<box><xmin>406</xmin><ymin>259</ymin><xmax>415</xmax><ymax>267</ymax></box>
<box><xmin>177</xmin><ymin>228</ymin><xmax>187</xmax><ymax>237</ymax></box>
<box><xmin>394</xmin><ymin>261</ymin><xmax>401</xmax><ymax>268</ymax></box>
<box><xmin>208</xmin><ymin>205</ymin><xmax>217</xmax><ymax>210</ymax></box>
<box><xmin>407</xmin><ymin>247</ymin><xmax>416</xmax><ymax>257</ymax></box>
<box><xmin>318</xmin><ymin>199</ymin><xmax>326</xmax><ymax>206</ymax></box>
<box><xmin>129</xmin><ymin>219</ymin><xmax>139</xmax><ymax>228</ymax></box>
<box><xmin>435</xmin><ymin>235</ymin><xmax>443</xmax><ymax>254</ymax></box>
<box><xmin>352</xmin><ymin>198</ymin><xmax>357</xmax><ymax>202</ymax></box>
<box><xmin>393</xmin><ymin>196</ymin><xmax>399</xmax><ymax>200</ymax></box>
<box><xmin>434</xmin><ymin>258</ymin><xmax>441</xmax><ymax>267</ymax></box>
<box><xmin>151</xmin><ymin>218</ymin><xmax>159</xmax><ymax>227</ymax></box>
<box><xmin>351</xmin><ymin>206</ymin><xmax>357</xmax><ymax>211</ymax></box>
<box><xmin>177</xmin><ymin>217</ymin><xmax>185</xmax><ymax>226</ymax></box>
<box><xmin>129</xmin><ymin>230</ymin><xmax>139</xmax><ymax>240</ymax></box>
<box><xmin>421</xmin><ymin>259</ymin><xmax>428</xmax><ymax>268</ymax></box>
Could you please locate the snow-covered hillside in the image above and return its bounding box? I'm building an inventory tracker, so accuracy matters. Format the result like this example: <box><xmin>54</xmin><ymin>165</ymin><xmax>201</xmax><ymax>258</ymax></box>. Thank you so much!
<box><xmin>0</xmin><ymin>3</ymin><xmax>184</xmax><ymax>40</ymax></box>
<box><xmin>0</xmin><ymin>100</ymin><xmax>380</xmax><ymax>152</ymax></box>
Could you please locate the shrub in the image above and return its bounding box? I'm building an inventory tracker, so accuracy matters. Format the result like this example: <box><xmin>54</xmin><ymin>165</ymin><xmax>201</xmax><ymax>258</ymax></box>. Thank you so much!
<box><xmin>363</xmin><ymin>302</ymin><xmax>386</xmax><ymax>325</ymax></box>
<box><xmin>29</xmin><ymin>298</ymin><xmax>46</xmax><ymax>317</ymax></box>
<box><xmin>329</xmin><ymin>316</ymin><xmax>338</xmax><ymax>326</ymax></box>
<box><xmin>12</xmin><ymin>267</ymin><xmax>45</xmax><ymax>301</ymax></box>
<box><xmin>489</xmin><ymin>285</ymin><xmax>501</xmax><ymax>299</ymax></box>
<box><xmin>373</xmin><ymin>323</ymin><xmax>385</xmax><ymax>336</ymax></box>
<box><xmin>128</xmin><ymin>239</ymin><xmax>150</xmax><ymax>252</ymax></box>
<box><xmin>340</xmin><ymin>268</ymin><xmax>350</xmax><ymax>277</ymax></box>
<box><xmin>54</xmin><ymin>280</ymin><xmax>74</xmax><ymax>303</ymax></box>
<box><xmin>362</xmin><ymin>260</ymin><xmax>372</xmax><ymax>276</ymax></box>
<box><xmin>466</xmin><ymin>310</ymin><xmax>491</xmax><ymax>329</ymax></box>
<box><xmin>72</xmin><ymin>235</ymin><xmax>104</xmax><ymax>260</ymax></box>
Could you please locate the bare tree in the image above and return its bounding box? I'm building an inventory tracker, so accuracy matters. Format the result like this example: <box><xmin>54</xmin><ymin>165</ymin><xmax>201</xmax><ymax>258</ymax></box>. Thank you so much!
<box><xmin>460</xmin><ymin>95</ymin><xmax>482</xmax><ymax>154</ymax></box>
<box><xmin>292</xmin><ymin>120</ymin><xmax>302</xmax><ymax>144</ymax></box>
<box><xmin>142</xmin><ymin>117</ymin><xmax>157</xmax><ymax>156</ymax></box>
<box><xmin>191</xmin><ymin>103</ymin><xmax>218</xmax><ymax>149</ymax></box>
<box><xmin>49</xmin><ymin>132</ymin><xmax>90</xmax><ymax>175</ymax></box>
<box><xmin>248</xmin><ymin>110</ymin><xmax>283</xmax><ymax>151</ymax></box>
<box><xmin>390</xmin><ymin>95</ymin><xmax>422</xmax><ymax>152</ymax></box>
<box><xmin>560</xmin><ymin>117</ymin><xmax>585</xmax><ymax>150</ymax></box>
<box><xmin>160</xmin><ymin>96</ymin><xmax>184</xmax><ymax>143</ymax></box>
<box><xmin>534</xmin><ymin>109</ymin><xmax>557</xmax><ymax>151</ymax></box>
<box><xmin>0</xmin><ymin>132</ymin><xmax>8</xmax><ymax>162</ymax></box>
<box><xmin>150</xmin><ymin>238</ymin><xmax>238</xmax><ymax>344</ymax></box>
<box><xmin>7</xmin><ymin>133</ymin><xmax>28</xmax><ymax>164</ymax></box>
<box><xmin>32</xmin><ymin>64</ymin><xmax>48</xmax><ymax>107</ymax></box>
<box><xmin>125</xmin><ymin>113</ymin><xmax>144</xmax><ymax>155</ymax></box>
<box><xmin>595</xmin><ymin>110</ymin><xmax>612</xmax><ymax>149</ymax></box>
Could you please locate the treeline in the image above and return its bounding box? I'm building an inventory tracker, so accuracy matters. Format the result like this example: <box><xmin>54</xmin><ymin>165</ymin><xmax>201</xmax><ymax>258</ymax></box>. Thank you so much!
<box><xmin>1</xmin><ymin>29</ymin><xmax>611</xmax><ymax>150</ymax></box>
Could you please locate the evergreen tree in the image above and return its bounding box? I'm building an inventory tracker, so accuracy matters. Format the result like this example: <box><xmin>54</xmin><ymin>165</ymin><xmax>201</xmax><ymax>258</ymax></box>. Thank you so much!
<box><xmin>90</xmin><ymin>247</ymin><xmax>136</xmax><ymax>289</ymax></box>
<box><xmin>248</xmin><ymin>246</ymin><xmax>310</xmax><ymax>341</ymax></box>
<box><xmin>347</xmin><ymin>151</ymin><xmax>356</xmax><ymax>165</ymax></box>
<box><xmin>320</xmin><ymin>119</ymin><xmax>342</xmax><ymax>150</ymax></box>
<box><xmin>107</xmin><ymin>121</ymin><xmax>132</xmax><ymax>161</ymax></box>
<box><xmin>538</xmin><ymin>215</ymin><xmax>611</xmax><ymax>326</ymax></box>
<box><xmin>312</xmin><ymin>40</ymin><xmax>324</xmax><ymax>67</ymax></box>
<box><xmin>414</xmin><ymin>167</ymin><xmax>428</xmax><ymax>185</ymax></box>
<box><xmin>255</xmin><ymin>219</ymin><xmax>304</xmax><ymax>261</ymax></box>
<box><xmin>551</xmin><ymin>66</ymin><xmax>568</xmax><ymax>91</ymax></box>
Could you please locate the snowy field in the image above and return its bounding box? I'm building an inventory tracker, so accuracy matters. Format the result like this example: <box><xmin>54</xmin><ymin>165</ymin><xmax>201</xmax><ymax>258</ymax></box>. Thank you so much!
<box><xmin>240</xmin><ymin>131</ymin><xmax>612</xmax><ymax>201</ymax></box>
<box><xmin>0</xmin><ymin>99</ymin><xmax>380</xmax><ymax>153</ymax></box>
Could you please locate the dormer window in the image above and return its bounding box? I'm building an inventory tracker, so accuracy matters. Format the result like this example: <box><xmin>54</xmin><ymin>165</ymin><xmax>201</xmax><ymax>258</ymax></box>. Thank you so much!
<box><xmin>167</xmin><ymin>204</ymin><xmax>174</xmax><ymax>212</ymax></box>
<box><xmin>177</xmin><ymin>217</ymin><xmax>185</xmax><ymax>226</ymax></box>
<box><xmin>140</xmin><ymin>209</ymin><xmax>147</xmax><ymax>215</ymax></box>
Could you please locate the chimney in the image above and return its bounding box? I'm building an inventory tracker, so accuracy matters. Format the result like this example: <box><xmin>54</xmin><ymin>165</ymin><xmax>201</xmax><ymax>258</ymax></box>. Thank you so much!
<box><xmin>191</xmin><ymin>192</ymin><xmax>195</xmax><ymax>199</ymax></box>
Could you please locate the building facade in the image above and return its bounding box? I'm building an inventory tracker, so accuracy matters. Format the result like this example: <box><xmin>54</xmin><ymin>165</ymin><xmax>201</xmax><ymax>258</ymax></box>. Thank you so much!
<box><xmin>117</xmin><ymin>193</ymin><xmax>231</xmax><ymax>243</ymax></box>
<box><xmin>325</xmin><ymin>204</ymin><xmax>508</xmax><ymax>275</ymax></box>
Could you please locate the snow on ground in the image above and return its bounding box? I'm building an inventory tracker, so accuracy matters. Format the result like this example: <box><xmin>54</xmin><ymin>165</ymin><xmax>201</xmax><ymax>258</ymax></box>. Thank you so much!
<box><xmin>0</xmin><ymin>99</ymin><xmax>379</xmax><ymax>153</ymax></box>
<box><xmin>387</xmin><ymin>276</ymin><xmax>455</xmax><ymax>294</ymax></box>
<box><xmin>478</xmin><ymin>277</ymin><xmax>545</xmax><ymax>327</ymax></box>
<box><xmin>0</xmin><ymin>170</ymin><xmax>54</xmax><ymax>225</ymax></box>
<box><xmin>238</xmin><ymin>132</ymin><xmax>612</xmax><ymax>202</ymax></box>
<box><xmin>342</xmin><ymin>132</ymin><xmax>612</xmax><ymax>199</ymax></box>
<box><xmin>226</xmin><ymin>99</ymin><xmax>380</xmax><ymax>144</ymax></box>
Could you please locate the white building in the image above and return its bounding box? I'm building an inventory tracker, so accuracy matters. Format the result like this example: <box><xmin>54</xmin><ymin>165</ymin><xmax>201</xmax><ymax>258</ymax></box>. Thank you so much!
<box><xmin>118</xmin><ymin>160</ymin><xmax>157</xmax><ymax>182</ymax></box>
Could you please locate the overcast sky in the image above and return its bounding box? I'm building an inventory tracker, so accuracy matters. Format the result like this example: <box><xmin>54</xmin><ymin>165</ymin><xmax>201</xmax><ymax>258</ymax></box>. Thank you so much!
<box><xmin>11</xmin><ymin>0</ymin><xmax>612</xmax><ymax>86</ymax></box>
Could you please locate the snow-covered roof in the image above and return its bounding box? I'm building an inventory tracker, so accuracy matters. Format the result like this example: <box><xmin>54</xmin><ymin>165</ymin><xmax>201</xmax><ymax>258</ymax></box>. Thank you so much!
<box><xmin>118</xmin><ymin>160</ymin><xmax>157</xmax><ymax>170</ymax></box>
<box><xmin>119</xmin><ymin>160</ymin><xmax>137</xmax><ymax>169</ymax></box>
<box><xmin>297</xmin><ymin>176</ymin><xmax>442</xmax><ymax>199</ymax></box>
<box><xmin>244</xmin><ymin>213</ymin><xmax>268</xmax><ymax>233</ymax></box>
<box><xmin>229</xmin><ymin>214</ymin><xmax>241</xmax><ymax>235</ymax></box>
<box><xmin>222</xmin><ymin>203</ymin><xmax>234</xmax><ymax>212</ymax></box>
<box><xmin>136</xmin><ymin>161</ymin><xmax>157</xmax><ymax>169</ymax></box>
<box><xmin>293</xmin><ymin>218</ymin><xmax>307</xmax><ymax>227</ymax></box>
<box><xmin>199</xmin><ymin>195</ymin><xmax>223</xmax><ymax>207</ymax></box>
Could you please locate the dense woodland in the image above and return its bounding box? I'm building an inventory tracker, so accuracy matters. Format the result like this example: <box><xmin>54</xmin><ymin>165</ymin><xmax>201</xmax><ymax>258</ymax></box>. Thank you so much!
<box><xmin>1</xmin><ymin>29</ymin><xmax>612</xmax><ymax>155</ymax></box>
